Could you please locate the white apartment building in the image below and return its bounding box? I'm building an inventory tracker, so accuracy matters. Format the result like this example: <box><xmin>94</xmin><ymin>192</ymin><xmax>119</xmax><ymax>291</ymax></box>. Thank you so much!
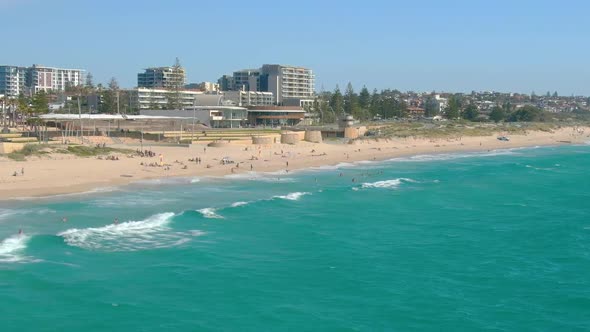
<box><xmin>132</xmin><ymin>87</ymin><xmax>203</xmax><ymax>110</ymax></box>
<box><xmin>0</xmin><ymin>66</ymin><xmax>26</xmax><ymax>98</ymax></box>
<box><xmin>260</xmin><ymin>64</ymin><xmax>315</xmax><ymax>104</ymax></box>
<box><xmin>27</xmin><ymin>64</ymin><xmax>84</xmax><ymax>93</ymax></box>
<box><xmin>223</xmin><ymin>91</ymin><xmax>274</xmax><ymax>107</ymax></box>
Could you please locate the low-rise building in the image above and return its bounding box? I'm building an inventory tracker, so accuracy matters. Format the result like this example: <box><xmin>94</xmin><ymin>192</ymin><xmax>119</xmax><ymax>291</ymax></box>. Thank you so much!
<box><xmin>247</xmin><ymin>106</ymin><xmax>305</xmax><ymax>127</ymax></box>
<box><xmin>131</xmin><ymin>88</ymin><xmax>203</xmax><ymax>110</ymax></box>
<box><xmin>223</xmin><ymin>91</ymin><xmax>274</xmax><ymax>106</ymax></box>
<box><xmin>141</xmin><ymin>106</ymin><xmax>248</xmax><ymax>128</ymax></box>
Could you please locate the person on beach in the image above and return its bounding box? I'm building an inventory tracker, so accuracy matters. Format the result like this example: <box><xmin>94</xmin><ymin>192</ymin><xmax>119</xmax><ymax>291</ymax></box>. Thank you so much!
<box><xmin>21</xmin><ymin>168</ymin><xmax>24</xmax><ymax>176</ymax></box>
<box><xmin>250</xmin><ymin>164</ymin><xmax>253</xmax><ymax>171</ymax></box>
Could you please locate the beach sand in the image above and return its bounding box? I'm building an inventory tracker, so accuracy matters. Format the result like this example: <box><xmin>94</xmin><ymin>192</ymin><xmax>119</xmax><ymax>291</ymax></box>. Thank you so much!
<box><xmin>0</xmin><ymin>127</ymin><xmax>588</xmax><ymax>200</ymax></box>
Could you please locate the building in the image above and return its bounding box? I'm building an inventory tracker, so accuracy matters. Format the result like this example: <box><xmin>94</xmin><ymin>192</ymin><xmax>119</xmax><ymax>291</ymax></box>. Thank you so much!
<box><xmin>131</xmin><ymin>88</ymin><xmax>203</xmax><ymax>110</ymax></box>
<box><xmin>247</xmin><ymin>106</ymin><xmax>306</xmax><ymax>127</ymax></box>
<box><xmin>232</xmin><ymin>69</ymin><xmax>260</xmax><ymax>91</ymax></box>
<box><xmin>138</xmin><ymin>66</ymin><xmax>186</xmax><ymax>89</ymax></box>
<box><xmin>0</xmin><ymin>66</ymin><xmax>26</xmax><ymax>98</ymax></box>
<box><xmin>223</xmin><ymin>91</ymin><xmax>274</xmax><ymax>107</ymax></box>
<box><xmin>26</xmin><ymin>64</ymin><xmax>85</xmax><ymax>93</ymax></box>
<box><xmin>217</xmin><ymin>75</ymin><xmax>234</xmax><ymax>91</ymax></box>
<box><xmin>185</xmin><ymin>82</ymin><xmax>220</xmax><ymax>93</ymax></box>
<box><xmin>141</xmin><ymin>106</ymin><xmax>248</xmax><ymax>128</ymax></box>
<box><xmin>260</xmin><ymin>64</ymin><xmax>315</xmax><ymax>105</ymax></box>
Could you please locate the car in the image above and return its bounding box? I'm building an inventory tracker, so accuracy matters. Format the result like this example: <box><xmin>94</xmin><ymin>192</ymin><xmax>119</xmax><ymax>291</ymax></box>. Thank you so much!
<box><xmin>497</xmin><ymin>136</ymin><xmax>510</xmax><ymax>141</ymax></box>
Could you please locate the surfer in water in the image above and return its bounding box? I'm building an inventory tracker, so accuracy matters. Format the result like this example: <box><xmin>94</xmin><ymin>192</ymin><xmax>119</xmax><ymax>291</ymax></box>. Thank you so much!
<box><xmin>114</xmin><ymin>218</ymin><xmax>119</xmax><ymax>225</ymax></box>
<box><xmin>62</xmin><ymin>217</ymin><xmax>68</xmax><ymax>223</ymax></box>
<box><xmin>18</xmin><ymin>229</ymin><xmax>23</xmax><ymax>236</ymax></box>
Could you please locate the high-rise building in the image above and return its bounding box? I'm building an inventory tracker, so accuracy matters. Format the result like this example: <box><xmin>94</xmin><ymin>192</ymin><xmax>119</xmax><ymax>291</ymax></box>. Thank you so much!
<box><xmin>138</xmin><ymin>66</ymin><xmax>186</xmax><ymax>89</ymax></box>
<box><xmin>26</xmin><ymin>64</ymin><xmax>85</xmax><ymax>93</ymax></box>
<box><xmin>1</xmin><ymin>65</ymin><xmax>83</xmax><ymax>97</ymax></box>
<box><xmin>232</xmin><ymin>69</ymin><xmax>260</xmax><ymax>91</ymax></box>
<box><xmin>259</xmin><ymin>64</ymin><xmax>315</xmax><ymax>105</ymax></box>
<box><xmin>0</xmin><ymin>66</ymin><xmax>27</xmax><ymax>98</ymax></box>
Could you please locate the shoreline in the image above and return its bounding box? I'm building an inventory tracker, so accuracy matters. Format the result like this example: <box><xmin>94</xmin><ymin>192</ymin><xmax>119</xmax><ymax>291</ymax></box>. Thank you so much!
<box><xmin>1</xmin><ymin>127</ymin><xmax>588</xmax><ymax>201</ymax></box>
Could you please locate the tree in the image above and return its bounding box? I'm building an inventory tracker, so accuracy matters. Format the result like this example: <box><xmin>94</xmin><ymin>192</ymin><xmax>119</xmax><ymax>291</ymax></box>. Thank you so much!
<box><xmin>462</xmin><ymin>104</ymin><xmax>479</xmax><ymax>121</ymax></box>
<box><xmin>424</xmin><ymin>96</ymin><xmax>439</xmax><ymax>117</ymax></box>
<box><xmin>330</xmin><ymin>86</ymin><xmax>344</xmax><ymax>117</ymax></box>
<box><xmin>344</xmin><ymin>82</ymin><xmax>364</xmax><ymax>120</ymax></box>
<box><xmin>166</xmin><ymin>57</ymin><xmax>184</xmax><ymax>110</ymax></box>
<box><xmin>85</xmin><ymin>72</ymin><xmax>95</xmax><ymax>89</ymax></box>
<box><xmin>489</xmin><ymin>106</ymin><xmax>506</xmax><ymax>122</ymax></box>
<box><xmin>508</xmin><ymin>105</ymin><xmax>541</xmax><ymax>122</ymax></box>
<box><xmin>359</xmin><ymin>86</ymin><xmax>371</xmax><ymax>109</ymax></box>
<box><xmin>31</xmin><ymin>91</ymin><xmax>49</xmax><ymax>115</ymax></box>
<box><xmin>444</xmin><ymin>95</ymin><xmax>461</xmax><ymax>119</ymax></box>
<box><xmin>100</xmin><ymin>77</ymin><xmax>119</xmax><ymax>113</ymax></box>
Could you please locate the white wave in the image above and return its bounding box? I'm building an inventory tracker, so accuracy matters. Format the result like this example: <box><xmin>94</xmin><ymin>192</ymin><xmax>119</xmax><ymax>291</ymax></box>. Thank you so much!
<box><xmin>388</xmin><ymin>150</ymin><xmax>518</xmax><ymax>163</ymax></box>
<box><xmin>91</xmin><ymin>196</ymin><xmax>177</xmax><ymax>208</ymax></box>
<box><xmin>0</xmin><ymin>209</ymin><xmax>18</xmax><ymax>221</ymax></box>
<box><xmin>361</xmin><ymin>178</ymin><xmax>416</xmax><ymax>189</ymax></box>
<box><xmin>225</xmin><ymin>172</ymin><xmax>295</xmax><ymax>183</ymax></box>
<box><xmin>0</xmin><ymin>208</ymin><xmax>56</xmax><ymax>222</ymax></box>
<box><xmin>0</xmin><ymin>234</ymin><xmax>31</xmax><ymax>263</ymax></box>
<box><xmin>58</xmin><ymin>212</ymin><xmax>197</xmax><ymax>251</ymax></box>
<box><xmin>273</xmin><ymin>192</ymin><xmax>310</xmax><ymax>201</ymax></box>
<box><xmin>10</xmin><ymin>187</ymin><xmax>119</xmax><ymax>201</ymax></box>
<box><xmin>190</xmin><ymin>178</ymin><xmax>201</xmax><ymax>183</ymax></box>
<box><xmin>197</xmin><ymin>208</ymin><xmax>224</xmax><ymax>219</ymax></box>
<box><xmin>230</xmin><ymin>201</ymin><xmax>249</xmax><ymax>208</ymax></box>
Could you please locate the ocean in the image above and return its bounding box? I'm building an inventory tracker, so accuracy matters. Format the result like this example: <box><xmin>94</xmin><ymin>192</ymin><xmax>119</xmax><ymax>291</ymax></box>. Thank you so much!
<box><xmin>1</xmin><ymin>145</ymin><xmax>589</xmax><ymax>331</ymax></box>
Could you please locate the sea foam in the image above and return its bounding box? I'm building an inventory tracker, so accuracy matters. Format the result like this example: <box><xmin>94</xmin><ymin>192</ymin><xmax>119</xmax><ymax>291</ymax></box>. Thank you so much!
<box><xmin>0</xmin><ymin>234</ymin><xmax>32</xmax><ymax>263</ymax></box>
<box><xmin>361</xmin><ymin>178</ymin><xmax>416</xmax><ymax>189</ymax></box>
<box><xmin>197</xmin><ymin>208</ymin><xmax>224</xmax><ymax>219</ymax></box>
<box><xmin>58</xmin><ymin>212</ymin><xmax>199</xmax><ymax>251</ymax></box>
<box><xmin>273</xmin><ymin>192</ymin><xmax>310</xmax><ymax>201</ymax></box>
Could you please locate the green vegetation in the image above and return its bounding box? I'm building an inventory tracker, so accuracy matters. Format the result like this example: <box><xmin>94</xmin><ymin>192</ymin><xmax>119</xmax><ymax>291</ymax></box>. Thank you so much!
<box><xmin>2</xmin><ymin>144</ymin><xmax>132</xmax><ymax>161</ymax></box>
<box><xmin>65</xmin><ymin>146</ymin><xmax>133</xmax><ymax>157</ymax></box>
<box><xmin>5</xmin><ymin>144</ymin><xmax>51</xmax><ymax>161</ymax></box>
<box><xmin>369</xmin><ymin>122</ymin><xmax>561</xmax><ymax>139</ymax></box>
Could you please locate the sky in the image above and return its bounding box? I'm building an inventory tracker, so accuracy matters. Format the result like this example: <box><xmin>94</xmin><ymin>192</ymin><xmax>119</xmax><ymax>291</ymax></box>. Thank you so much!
<box><xmin>2</xmin><ymin>0</ymin><xmax>590</xmax><ymax>95</ymax></box>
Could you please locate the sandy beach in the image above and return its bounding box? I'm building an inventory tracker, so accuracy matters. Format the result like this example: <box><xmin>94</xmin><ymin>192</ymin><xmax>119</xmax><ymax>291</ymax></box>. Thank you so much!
<box><xmin>0</xmin><ymin>126</ymin><xmax>588</xmax><ymax>200</ymax></box>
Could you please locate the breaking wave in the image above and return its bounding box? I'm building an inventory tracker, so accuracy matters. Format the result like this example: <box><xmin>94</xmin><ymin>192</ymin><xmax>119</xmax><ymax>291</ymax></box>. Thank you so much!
<box><xmin>361</xmin><ymin>178</ymin><xmax>416</xmax><ymax>189</ymax></box>
<box><xmin>58</xmin><ymin>212</ymin><xmax>200</xmax><ymax>251</ymax></box>
<box><xmin>197</xmin><ymin>208</ymin><xmax>224</xmax><ymax>219</ymax></box>
<box><xmin>0</xmin><ymin>234</ymin><xmax>32</xmax><ymax>263</ymax></box>
<box><xmin>388</xmin><ymin>150</ymin><xmax>518</xmax><ymax>163</ymax></box>
<box><xmin>273</xmin><ymin>192</ymin><xmax>310</xmax><ymax>201</ymax></box>
<box><xmin>230</xmin><ymin>201</ymin><xmax>250</xmax><ymax>208</ymax></box>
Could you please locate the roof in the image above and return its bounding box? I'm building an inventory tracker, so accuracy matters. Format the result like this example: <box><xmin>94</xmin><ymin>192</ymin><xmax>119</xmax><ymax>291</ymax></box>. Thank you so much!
<box><xmin>38</xmin><ymin>114</ymin><xmax>192</xmax><ymax>120</ymax></box>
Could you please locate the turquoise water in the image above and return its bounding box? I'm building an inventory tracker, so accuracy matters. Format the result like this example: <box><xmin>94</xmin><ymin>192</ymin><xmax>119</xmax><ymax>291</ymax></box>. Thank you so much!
<box><xmin>1</xmin><ymin>145</ymin><xmax>590</xmax><ymax>331</ymax></box>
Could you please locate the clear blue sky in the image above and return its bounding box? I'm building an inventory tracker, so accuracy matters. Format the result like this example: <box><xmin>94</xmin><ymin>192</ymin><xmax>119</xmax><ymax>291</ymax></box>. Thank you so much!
<box><xmin>2</xmin><ymin>0</ymin><xmax>589</xmax><ymax>95</ymax></box>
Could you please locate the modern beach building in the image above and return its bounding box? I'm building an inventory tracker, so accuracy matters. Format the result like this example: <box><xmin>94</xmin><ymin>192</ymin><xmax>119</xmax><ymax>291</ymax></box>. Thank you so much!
<box><xmin>141</xmin><ymin>106</ymin><xmax>248</xmax><ymax>128</ymax></box>
<box><xmin>247</xmin><ymin>106</ymin><xmax>306</xmax><ymax>127</ymax></box>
